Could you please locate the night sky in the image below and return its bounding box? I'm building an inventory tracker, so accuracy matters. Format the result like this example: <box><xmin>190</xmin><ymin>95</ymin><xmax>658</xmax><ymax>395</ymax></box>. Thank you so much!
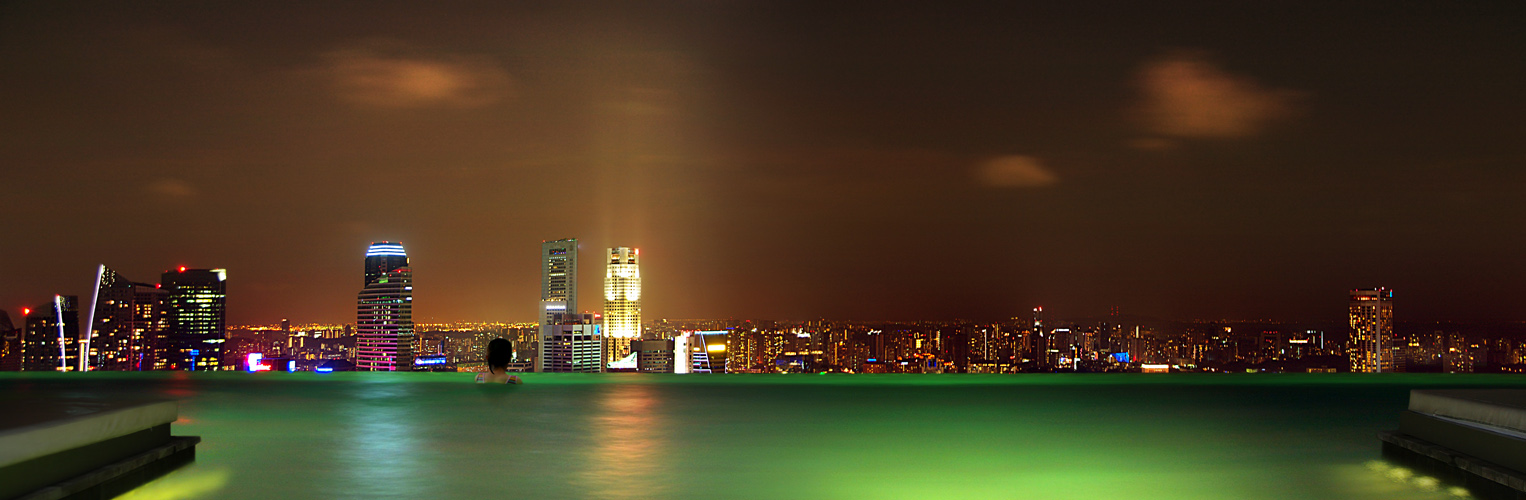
<box><xmin>3</xmin><ymin>1</ymin><xmax>1524</xmax><ymax>325</ymax></box>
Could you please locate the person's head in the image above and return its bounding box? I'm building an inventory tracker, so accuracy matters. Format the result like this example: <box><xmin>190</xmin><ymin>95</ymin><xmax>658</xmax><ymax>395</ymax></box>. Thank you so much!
<box><xmin>487</xmin><ymin>338</ymin><xmax>513</xmax><ymax>369</ymax></box>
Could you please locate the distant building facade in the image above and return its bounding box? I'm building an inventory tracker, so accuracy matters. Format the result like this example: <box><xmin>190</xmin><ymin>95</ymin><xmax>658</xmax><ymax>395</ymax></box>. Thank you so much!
<box><xmin>1348</xmin><ymin>288</ymin><xmax>1393</xmax><ymax>373</ymax></box>
<box><xmin>603</xmin><ymin>247</ymin><xmax>641</xmax><ymax>367</ymax></box>
<box><xmin>538</xmin><ymin>313</ymin><xmax>602</xmax><ymax>373</ymax></box>
<box><xmin>633</xmin><ymin>339</ymin><xmax>674</xmax><ymax>373</ymax></box>
<box><xmin>357</xmin><ymin>242</ymin><xmax>414</xmax><ymax>371</ymax></box>
<box><xmin>1443</xmin><ymin>331</ymin><xmax>1474</xmax><ymax>373</ymax></box>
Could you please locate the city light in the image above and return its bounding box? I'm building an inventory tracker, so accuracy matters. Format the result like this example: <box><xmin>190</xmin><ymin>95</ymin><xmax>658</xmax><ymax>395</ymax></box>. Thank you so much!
<box><xmin>246</xmin><ymin>353</ymin><xmax>271</xmax><ymax>372</ymax></box>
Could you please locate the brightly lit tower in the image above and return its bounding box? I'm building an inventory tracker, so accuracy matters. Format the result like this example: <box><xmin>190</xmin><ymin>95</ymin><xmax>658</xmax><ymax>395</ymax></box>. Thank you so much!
<box><xmin>357</xmin><ymin>242</ymin><xmax>414</xmax><ymax>371</ymax></box>
<box><xmin>603</xmin><ymin>247</ymin><xmax>641</xmax><ymax>366</ymax></box>
<box><xmin>1348</xmin><ymin>288</ymin><xmax>1393</xmax><ymax>373</ymax></box>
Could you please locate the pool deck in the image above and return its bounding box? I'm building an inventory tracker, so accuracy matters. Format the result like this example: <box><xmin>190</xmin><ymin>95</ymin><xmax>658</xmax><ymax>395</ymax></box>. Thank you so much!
<box><xmin>0</xmin><ymin>398</ymin><xmax>199</xmax><ymax>500</ymax></box>
<box><xmin>1381</xmin><ymin>390</ymin><xmax>1526</xmax><ymax>499</ymax></box>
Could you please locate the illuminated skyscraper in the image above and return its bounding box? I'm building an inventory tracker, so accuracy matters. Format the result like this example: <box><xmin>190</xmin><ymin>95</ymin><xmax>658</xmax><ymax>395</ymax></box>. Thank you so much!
<box><xmin>84</xmin><ymin>265</ymin><xmax>167</xmax><ymax>371</ymax></box>
<box><xmin>357</xmin><ymin>242</ymin><xmax>414</xmax><ymax>371</ymax></box>
<box><xmin>603</xmin><ymin>247</ymin><xmax>641</xmax><ymax>367</ymax></box>
<box><xmin>540</xmin><ymin>239</ymin><xmax>578</xmax><ymax>326</ymax></box>
<box><xmin>162</xmin><ymin>268</ymin><xmax>227</xmax><ymax>371</ymax></box>
<box><xmin>22</xmin><ymin>296</ymin><xmax>80</xmax><ymax>372</ymax></box>
<box><xmin>1348</xmin><ymin>288</ymin><xmax>1393</xmax><ymax>373</ymax></box>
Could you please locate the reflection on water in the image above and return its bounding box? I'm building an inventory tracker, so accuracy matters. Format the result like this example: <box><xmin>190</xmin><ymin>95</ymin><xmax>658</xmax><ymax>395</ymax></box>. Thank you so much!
<box><xmin>579</xmin><ymin>383</ymin><xmax>667</xmax><ymax>499</ymax></box>
<box><xmin>337</xmin><ymin>381</ymin><xmax>431</xmax><ymax>499</ymax></box>
<box><xmin>117</xmin><ymin>465</ymin><xmax>230</xmax><ymax>500</ymax></box>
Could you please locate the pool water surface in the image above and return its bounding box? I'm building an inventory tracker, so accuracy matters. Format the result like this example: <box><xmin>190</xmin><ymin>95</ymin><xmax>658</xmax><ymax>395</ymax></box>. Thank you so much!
<box><xmin>4</xmin><ymin>373</ymin><xmax>1524</xmax><ymax>499</ymax></box>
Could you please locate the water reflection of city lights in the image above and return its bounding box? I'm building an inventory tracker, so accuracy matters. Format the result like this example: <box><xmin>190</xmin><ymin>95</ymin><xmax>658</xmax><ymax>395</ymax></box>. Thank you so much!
<box><xmin>580</xmin><ymin>383</ymin><xmax>666</xmax><ymax>499</ymax></box>
<box><xmin>338</xmin><ymin>383</ymin><xmax>430</xmax><ymax>498</ymax></box>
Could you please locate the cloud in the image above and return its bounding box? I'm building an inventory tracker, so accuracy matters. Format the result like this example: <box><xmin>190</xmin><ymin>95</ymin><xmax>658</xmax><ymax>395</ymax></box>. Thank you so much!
<box><xmin>1127</xmin><ymin>137</ymin><xmax>1178</xmax><ymax>151</ymax></box>
<box><xmin>145</xmin><ymin>178</ymin><xmax>197</xmax><ymax>197</ymax></box>
<box><xmin>323</xmin><ymin>43</ymin><xmax>513</xmax><ymax>109</ymax></box>
<box><xmin>975</xmin><ymin>155</ymin><xmax>1058</xmax><ymax>188</ymax></box>
<box><xmin>1136</xmin><ymin>51</ymin><xmax>1300</xmax><ymax>138</ymax></box>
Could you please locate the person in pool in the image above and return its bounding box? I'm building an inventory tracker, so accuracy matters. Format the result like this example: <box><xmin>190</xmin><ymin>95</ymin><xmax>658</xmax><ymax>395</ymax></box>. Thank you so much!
<box><xmin>475</xmin><ymin>338</ymin><xmax>523</xmax><ymax>384</ymax></box>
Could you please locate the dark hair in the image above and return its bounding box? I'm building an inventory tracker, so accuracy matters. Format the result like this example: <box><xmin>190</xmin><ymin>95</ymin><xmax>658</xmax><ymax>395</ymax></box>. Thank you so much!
<box><xmin>487</xmin><ymin>338</ymin><xmax>513</xmax><ymax>371</ymax></box>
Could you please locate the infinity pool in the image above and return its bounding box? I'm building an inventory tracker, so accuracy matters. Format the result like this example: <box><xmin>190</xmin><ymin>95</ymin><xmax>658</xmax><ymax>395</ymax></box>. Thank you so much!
<box><xmin>5</xmin><ymin>373</ymin><xmax>1524</xmax><ymax>499</ymax></box>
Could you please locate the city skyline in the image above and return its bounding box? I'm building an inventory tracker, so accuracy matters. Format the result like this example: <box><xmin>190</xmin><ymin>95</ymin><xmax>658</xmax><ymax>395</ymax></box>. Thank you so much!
<box><xmin>0</xmin><ymin>243</ymin><xmax>1443</xmax><ymax>327</ymax></box>
<box><xmin>4</xmin><ymin>2</ymin><xmax>1526</xmax><ymax>325</ymax></box>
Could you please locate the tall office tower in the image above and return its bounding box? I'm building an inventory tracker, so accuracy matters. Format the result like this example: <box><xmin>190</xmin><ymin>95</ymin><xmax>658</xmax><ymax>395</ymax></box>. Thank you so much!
<box><xmin>603</xmin><ymin>247</ymin><xmax>641</xmax><ymax>367</ymax></box>
<box><xmin>1348</xmin><ymin>288</ymin><xmax>1394</xmax><ymax>373</ymax></box>
<box><xmin>0</xmin><ymin>311</ymin><xmax>17</xmax><ymax>371</ymax></box>
<box><xmin>540</xmin><ymin>239</ymin><xmax>578</xmax><ymax>326</ymax></box>
<box><xmin>357</xmin><ymin>242</ymin><xmax>415</xmax><ymax>371</ymax></box>
<box><xmin>22</xmin><ymin>296</ymin><xmax>80</xmax><ymax>371</ymax></box>
<box><xmin>84</xmin><ymin>265</ymin><xmax>168</xmax><ymax>371</ymax></box>
<box><xmin>537</xmin><ymin>313</ymin><xmax>603</xmax><ymax>373</ymax></box>
<box><xmin>162</xmin><ymin>268</ymin><xmax>227</xmax><ymax>371</ymax></box>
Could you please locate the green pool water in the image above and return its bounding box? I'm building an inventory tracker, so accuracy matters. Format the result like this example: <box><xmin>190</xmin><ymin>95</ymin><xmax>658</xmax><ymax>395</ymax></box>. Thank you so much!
<box><xmin>5</xmin><ymin>373</ymin><xmax>1525</xmax><ymax>499</ymax></box>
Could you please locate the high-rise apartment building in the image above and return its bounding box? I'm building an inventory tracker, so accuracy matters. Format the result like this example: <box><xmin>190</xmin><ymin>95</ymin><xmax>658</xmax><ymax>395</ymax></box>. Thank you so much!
<box><xmin>1348</xmin><ymin>288</ymin><xmax>1394</xmax><ymax>373</ymax></box>
<box><xmin>84</xmin><ymin>265</ymin><xmax>167</xmax><ymax>371</ymax></box>
<box><xmin>603</xmin><ymin>247</ymin><xmax>641</xmax><ymax>367</ymax></box>
<box><xmin>162</xmin><ymin>268</ymin><xmax>227</xmax><ymax>371</ymax></box>
<box><xmin>357</xmin><ymin>242</ymin><xmax>414</xmax><ymax>371</ymax></box>
<box><xmin>540</xmin><ymin>239</ymin><xmax>578</xmax><ymax>325</ymax></box>
<box><xmin>22</xmin><ymin>296</ymin><xmax>80</xmax><ymax>371</ymax></box>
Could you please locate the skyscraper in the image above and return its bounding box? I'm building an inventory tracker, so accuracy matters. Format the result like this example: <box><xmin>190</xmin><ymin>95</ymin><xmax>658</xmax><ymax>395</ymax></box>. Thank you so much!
<box><xmin>84</xmin><ymin>265</ymin><xmax>167</xmax><ymax>371</ymax></box>
<box><xmin>357</xmin><ymin>242</ymin><xmax>414</xmax><ymax>371</ymax></box>
<box><xmin>22</xmin><ymin>296</ymin><xmax>79</xmax><ymax>372</ymax></box>
<box><xmin>540</xmin><ymin>239</ymin><xmax>578</xmax><ymax>326</ymax></box>
<box><xmin>603</xmin><ymin>247</ymin><xmax>641</xmax><ymax>367</ymax></box>
<box><xmin>1348</xmin><ymin>288</ymin><xmax>1394</xmax><ymax>373</ymax></box>
<box><xmin>162</xmin><ymin>268</ymin><xmax>227</xmax><ymax>371</ymax></box>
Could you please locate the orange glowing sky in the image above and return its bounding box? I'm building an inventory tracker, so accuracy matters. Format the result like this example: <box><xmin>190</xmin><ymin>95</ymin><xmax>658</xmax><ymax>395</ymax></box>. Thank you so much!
<box><xmin>2</xmin><ymin>1</ymin><xmax>1524</xmax><ymax>324</ymax></box>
